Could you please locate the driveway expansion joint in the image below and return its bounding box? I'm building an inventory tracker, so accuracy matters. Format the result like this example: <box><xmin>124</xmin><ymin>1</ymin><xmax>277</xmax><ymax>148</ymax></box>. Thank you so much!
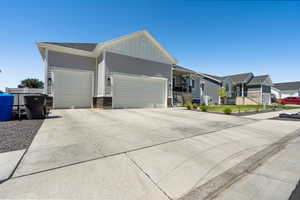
<box><xmin>125</xmin><ymin>153</ymin><xmax>172</xmax><ymax>200</ymax></box>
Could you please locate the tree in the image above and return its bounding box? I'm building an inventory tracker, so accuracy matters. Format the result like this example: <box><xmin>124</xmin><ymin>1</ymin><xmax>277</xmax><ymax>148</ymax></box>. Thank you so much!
<box><xmin>218</xmin><ymin>87</ymin><xmax>228</xmax><ymax>104</ymax></box>
<box><xmin>0</xmin><ymin>90</ymin><xmax>3</xmax><ymax>93</ymax></box>
<box><xmin>18</xmin><ymin>78</ymin><xmax>44</xmax><ymax>88</ymax></box>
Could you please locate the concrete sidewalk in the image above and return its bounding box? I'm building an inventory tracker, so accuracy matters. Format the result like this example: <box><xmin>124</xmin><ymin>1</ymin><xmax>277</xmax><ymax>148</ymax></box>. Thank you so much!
<box><xmin>0</xmin><ymin>150</ymin><xmax>25</xmax><ymax>182</ymax></box>
<box><xmin>213</xmin><ymin>136</ymin><xmax>300</xmax><ymax>200</ymax></box>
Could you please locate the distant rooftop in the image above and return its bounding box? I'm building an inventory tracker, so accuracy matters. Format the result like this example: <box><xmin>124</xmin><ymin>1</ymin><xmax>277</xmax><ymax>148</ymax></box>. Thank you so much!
<box><xmin>173</xmin><ymin>65</ymin><xmax>197</xmax><ymax>73</ymax></box>
<box><xmin>273</xmin><ymin>81</ymin><xmax>300</xmax><ymax>91</ymax></box>
<box><xmin>248</xmin><ymin>75</ymin><xmax>270</xmax><ymax>86</ymax></box>
<box><xmin>222</xmin><ymin>72</ymin><xmax>253</xmax><ymax>84</ymax></box>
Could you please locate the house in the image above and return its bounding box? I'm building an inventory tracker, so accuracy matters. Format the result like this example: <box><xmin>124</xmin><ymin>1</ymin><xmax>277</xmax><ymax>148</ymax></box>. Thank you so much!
<box><xmin>197</xmin><ymin>73</ymin><xmax>222</xmax><ymax>105</ymax></box>
<box><xmin>273</xmin><ymin>81</ymin><xmax>300</xmax><ymax>98</ymax></box>
<box><xmin>37</xmin><ymin>30</ymin><xmax>178</xmax><ymax>109</ymax></box>
<box><xmin>198</xmin><ymin>72</ymin><xmax>273</xmax><ymax>105</ymax></box>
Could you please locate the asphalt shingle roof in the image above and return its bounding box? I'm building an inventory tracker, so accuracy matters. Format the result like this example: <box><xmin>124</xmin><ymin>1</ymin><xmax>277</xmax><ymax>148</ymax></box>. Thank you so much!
<box><xmin>173</xmin><ymin>65</ymin><xmax>196</xmax><ymax>73</ymax></box>
<box><xmin>248</xmin><ymin>75</ymin><xmax>270</xmax><ymax>85</ymax></box>
<box><xmin>223</xmin><ymin>72</ymin><xmax>253</xmax><ymax>84</ymax></box>
<box><xmin>201</xmin><ymin>73</ymin><xmax>223</xmax><ymax>82</ymax></box>
<box><xmin>273</xmin><ymin>81</ymin><xmax>300</xmax><ymax>91</ymax></box>
<box><xmin>44</xmin><ymin>42</ymin><xmax>98</xmax><ymax>52</ymax></box>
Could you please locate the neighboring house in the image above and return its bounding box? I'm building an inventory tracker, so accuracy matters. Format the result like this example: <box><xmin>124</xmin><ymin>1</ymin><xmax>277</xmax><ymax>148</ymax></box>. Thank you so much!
<box><xmin>271</xmin><ymin>87</ymin><xmax>281</xmax><ymax>99</ymax></box>
<box><xmin>197</xmin><ymin>73</ymin><xmax>222</xmax><ymax>105</ymax></box>
<box><xmin>198</xmin><ymin>72</ymin><xmax>273</xmax><ymax>105</ymax></box>
<box><xmin>273</xmin><ymin>81</ymin><xmax>300</xmax><ymax>98</ymax></box>
<box><xmin>37</xmin><ymin>30</ymin><xmax>177</xmax><ymax>109</ymax></box>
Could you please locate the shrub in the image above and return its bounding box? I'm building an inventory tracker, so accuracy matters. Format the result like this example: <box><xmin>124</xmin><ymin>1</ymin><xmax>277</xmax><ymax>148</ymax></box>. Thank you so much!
<box><xmin>200</xmin><ymin>105</ymin><xmax>208</xmax><ymax>112</ymax></box>
<box><xmin>271</xmin><ymin>105</ymin><xmax>277</xmax><ymax>111</ymax></box>
<box><xmin>193</xmin><ymin>103</ymin><xmax>198</xmax><ymax>109</ymax></box>
<box><xmin>223</xmin><ymin>107</ymin><xmax>232</xmax><ymax>115</ymax></box>
<box><xmin>256</xmin><ymin>106</ymin><xmax>260</xmax><ymax>112</ymax></box>
<box><xmin>186</xmin><ymin>104</ymin><xmax>193</xmax><ymax>110</ymax></box>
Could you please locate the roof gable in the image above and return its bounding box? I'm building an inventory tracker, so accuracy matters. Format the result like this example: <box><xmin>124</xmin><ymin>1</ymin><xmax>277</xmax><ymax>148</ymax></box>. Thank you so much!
<box><xmin>96</xmin><ymin>31</ymin><xmax>176</xmax><ymax>64</ymax></box>
<box><xmin>248</xmin><ymin>75</ymin><xmax>272</xmax><ymax>86</ymax></box>
<box><xmin>223</xmin><ymin>72</ymin><xmax>253</xmax><ymax>84</ymax></box>
<box><xmin>37</xmin><ymin>30</ymin><xmax>177</xmax><ymax>64</ymax></box>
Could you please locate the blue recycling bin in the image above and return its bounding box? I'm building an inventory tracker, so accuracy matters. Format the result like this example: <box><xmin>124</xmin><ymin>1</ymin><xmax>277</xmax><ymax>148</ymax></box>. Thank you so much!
<box><xmin>0</xmin><ymin>94</ymin><xmax>14</xmax><ymax>121</ymax></box>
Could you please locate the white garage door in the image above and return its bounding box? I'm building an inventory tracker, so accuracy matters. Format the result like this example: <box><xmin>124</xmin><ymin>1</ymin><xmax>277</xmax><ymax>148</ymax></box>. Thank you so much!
<box><xmin>112</xmin><ymin>74</ymin><xmax>167</xmax><ymax>109</ymax></box>
<box><xmin>53</xmin><ymin>69</ymin><xmax>93</xmax><ymax>109</ymax></box>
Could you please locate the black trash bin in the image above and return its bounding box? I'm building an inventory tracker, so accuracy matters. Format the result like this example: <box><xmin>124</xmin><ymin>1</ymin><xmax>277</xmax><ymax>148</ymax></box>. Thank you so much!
<box><xmin>24</xmin><ymin>95</ymin><xmax>46</xmax><ymax>119</ymax></box>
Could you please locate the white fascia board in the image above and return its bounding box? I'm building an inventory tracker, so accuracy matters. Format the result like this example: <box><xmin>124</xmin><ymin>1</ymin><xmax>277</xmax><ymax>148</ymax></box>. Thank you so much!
<box><xmin>37</xmin><ymin>43</ymin><xmax>95</xmax><ymax>58</ymax></box>
<box><xmin>198</xmin><ymin>73</ymin><xmax>222</xmax><ymax>83</ymax></box>
<box><xmin>271</xmin><ymin>87</ymin><xmax>280</xmax><ymax>92</ymax></box>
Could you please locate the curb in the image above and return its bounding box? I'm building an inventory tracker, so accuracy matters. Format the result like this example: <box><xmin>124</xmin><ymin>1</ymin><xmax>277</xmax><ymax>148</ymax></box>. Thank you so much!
<box><xmin>179</xmin><ymin>128</ymin><xmax>300</xmax><ymax>200</ymax></box>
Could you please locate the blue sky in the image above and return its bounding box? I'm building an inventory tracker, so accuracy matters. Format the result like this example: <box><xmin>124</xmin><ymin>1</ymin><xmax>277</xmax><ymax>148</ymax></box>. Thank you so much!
<box><xmin>1</xmin><ymin>0</ymin><xmax>300</xmax><ymax>91</ymax></box>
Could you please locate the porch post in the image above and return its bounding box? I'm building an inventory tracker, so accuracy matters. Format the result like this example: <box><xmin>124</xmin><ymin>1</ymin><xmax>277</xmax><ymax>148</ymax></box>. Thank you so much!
<box><xmin>242</xmin><ymin>83</ymin><xmax>244</xmax><ymax>97</ymax></box>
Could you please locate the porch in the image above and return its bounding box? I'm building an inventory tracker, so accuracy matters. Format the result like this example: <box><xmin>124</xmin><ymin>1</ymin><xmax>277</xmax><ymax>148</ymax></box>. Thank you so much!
<box><xmin>172</xmin><ymin>66</ymin><xmax>195</xmax><ymax>106</ymax></box>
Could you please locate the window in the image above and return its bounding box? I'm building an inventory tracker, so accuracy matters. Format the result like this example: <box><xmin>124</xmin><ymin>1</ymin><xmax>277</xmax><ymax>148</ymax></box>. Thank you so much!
<box><xmin>172</xmin><ymin>77</ymin><xmax>176</xmax><ymax>87</ymax></box>
<box><xmin>192</xmin><ymin>79</ymin><xmax>195</xmax><ymax>88</ymax></box>
<box><xmin>200</xmin><ymin>82</ymin><xmax>205</xmax><ymax>95</ymax></box>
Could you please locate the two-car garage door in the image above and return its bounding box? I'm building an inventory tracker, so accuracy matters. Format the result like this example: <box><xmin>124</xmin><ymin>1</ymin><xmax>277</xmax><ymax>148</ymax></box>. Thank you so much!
<box><xmin>53</xmin><ymin>69</ymin><xmax>93</xmax><ymax>109</ymax></box>
<box><xmin>52</xmin><ymin>69</ymin><xmax>167</xmax><ymax>109</ymax></box>
<box><xmin>112</xmin><ymin>74</ymin><xmax>167</xmax><ymax>109</ymax></box>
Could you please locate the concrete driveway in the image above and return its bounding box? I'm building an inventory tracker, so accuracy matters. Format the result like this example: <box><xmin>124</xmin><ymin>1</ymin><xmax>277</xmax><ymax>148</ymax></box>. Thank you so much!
<box><xmin>1</xmin><ymin>108</ymin><xmax>300</xmax><ymax>199</ymax></box>
<box><xmin>13</xmin><ymin>108</ymin><xmax>255</xmax><ymax>177</ymax></box>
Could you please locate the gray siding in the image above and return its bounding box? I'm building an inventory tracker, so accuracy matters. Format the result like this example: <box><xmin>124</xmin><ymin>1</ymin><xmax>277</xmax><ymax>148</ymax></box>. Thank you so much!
<box><xmin>203</xmin><ymin>78</ymin><xmax>220</xmax><ymax>104</ymax></box>
<box><xmin>105</xmin><ymin>51</ymin><xmax>172</xmax><ymax>96</ymax></box>
<box><xmin>247</xmin><ymin>87</ymin><xmax>261</xmax><ymax>92</ymax></box>
<box><xmin>192</xmin><ymin>76</ymin><xmax>201</xmax><ymax>99</ymax></box>
<box><xmin>47</xmin><ymin>50</ymin><xmax>96</xmax><ymax>96</ymax></box>
<box><xmin>48</xmin><ymin>51</ymin><xmax>96</xmax><ymax>71</ymax></box>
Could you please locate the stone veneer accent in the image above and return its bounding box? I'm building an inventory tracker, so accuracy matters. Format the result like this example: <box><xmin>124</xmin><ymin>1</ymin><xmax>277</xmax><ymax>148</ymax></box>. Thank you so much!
<box><xmin>168</xmin><ymin>97</ymin><xmax>173</xmax><ymax>107</ymax></box>
<box><xmin>93</xmin><ymin>97</ymin><xmax>112</xmax><ymax>109</ymax></box>
<box><xmin>46</xmin><ymin>96</ymin><xmax>53</xmax><ymax>109</ymax></box>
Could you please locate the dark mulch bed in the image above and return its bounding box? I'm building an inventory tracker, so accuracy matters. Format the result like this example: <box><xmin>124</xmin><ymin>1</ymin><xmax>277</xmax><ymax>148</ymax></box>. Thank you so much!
<box><xmin>192</xmin><ymin>109</ymin><xmax>279</xmax><ymax>116</ymax></box>
<box><xmin>0</xmin><ymin>119</ymin><xmax>44</xmax><ymax>153</ymax></box>
<box><xmin>231</xmin><ymin>109</ymin><xmax>277</xmax><ymax>116</ymax></box>
<box><xmin>270</xmin><ymin>117</ymin><xmax>300</xmax><ymax>122</ymax></box>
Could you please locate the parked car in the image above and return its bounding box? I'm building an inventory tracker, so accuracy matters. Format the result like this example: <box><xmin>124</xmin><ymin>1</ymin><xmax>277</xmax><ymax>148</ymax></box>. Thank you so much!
<box><xmin>280</xmin><ymin>97</ymin><xmax>300</xmax><ymax>104</ymax></box>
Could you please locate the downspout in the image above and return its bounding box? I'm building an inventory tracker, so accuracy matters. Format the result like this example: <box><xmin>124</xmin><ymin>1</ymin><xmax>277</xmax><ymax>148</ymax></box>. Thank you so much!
<box><xmin>44</xmin><ymin>48</ymin><xmax>48</xmax><ymax>95</ymax></box>
<box><xmin>242</xmin><ymin>83</ymin><xmax>244</xmax><ymax>105</ymax></box>
<box><xmin>261</xmin><ymin>85</ymin><xmax>263</xmax><ymax>105</ymax></box>
<box><xmin>171</xmin><ymin>65</ymin><xmax>174</xmax><ymax>107</ymax></box>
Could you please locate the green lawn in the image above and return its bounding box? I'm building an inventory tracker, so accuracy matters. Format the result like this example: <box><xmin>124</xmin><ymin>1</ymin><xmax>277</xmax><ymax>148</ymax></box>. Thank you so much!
<box><xmin>203</xmin><ymin>105</ymin><xmax>300</xmax><ymax>113</ymax></box>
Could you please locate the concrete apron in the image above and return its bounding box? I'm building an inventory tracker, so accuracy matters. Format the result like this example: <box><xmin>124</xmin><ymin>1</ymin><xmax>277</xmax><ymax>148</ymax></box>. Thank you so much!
<box><xmin>179</xmin><ymin>127</ymin><xmax>300</xmax><ymax>200</ymax></box>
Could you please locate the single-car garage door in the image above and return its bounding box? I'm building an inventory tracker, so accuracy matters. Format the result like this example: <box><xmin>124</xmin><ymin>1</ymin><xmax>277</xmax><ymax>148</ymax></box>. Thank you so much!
<box><xmin>112</xmin><ymin>73</ymin><xmax>167</xmax><ymax>109</ymax></box>
<box><xmin>53</xmin><ymin>69</ymin><xmax>93</xmax><ymax>109</ymax></box>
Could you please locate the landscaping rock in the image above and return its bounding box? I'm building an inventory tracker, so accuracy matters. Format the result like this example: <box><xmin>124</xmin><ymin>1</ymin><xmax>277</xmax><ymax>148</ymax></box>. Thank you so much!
<box><xmin>0</xmin><ymin>120</ymin><xmax>44</xmax><ymax>153</ymax></box>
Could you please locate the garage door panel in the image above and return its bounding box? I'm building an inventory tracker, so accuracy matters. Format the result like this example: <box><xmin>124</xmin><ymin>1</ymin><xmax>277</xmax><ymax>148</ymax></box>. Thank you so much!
<box><xmin>112</xmin><ymin>74</ymin><xmax>167</xmax><ymax>109</ymax></box>
<box><xmin>53</xmin><ymin>69</ymin><xmax>92</xmax><ymax>109</ymax></box>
